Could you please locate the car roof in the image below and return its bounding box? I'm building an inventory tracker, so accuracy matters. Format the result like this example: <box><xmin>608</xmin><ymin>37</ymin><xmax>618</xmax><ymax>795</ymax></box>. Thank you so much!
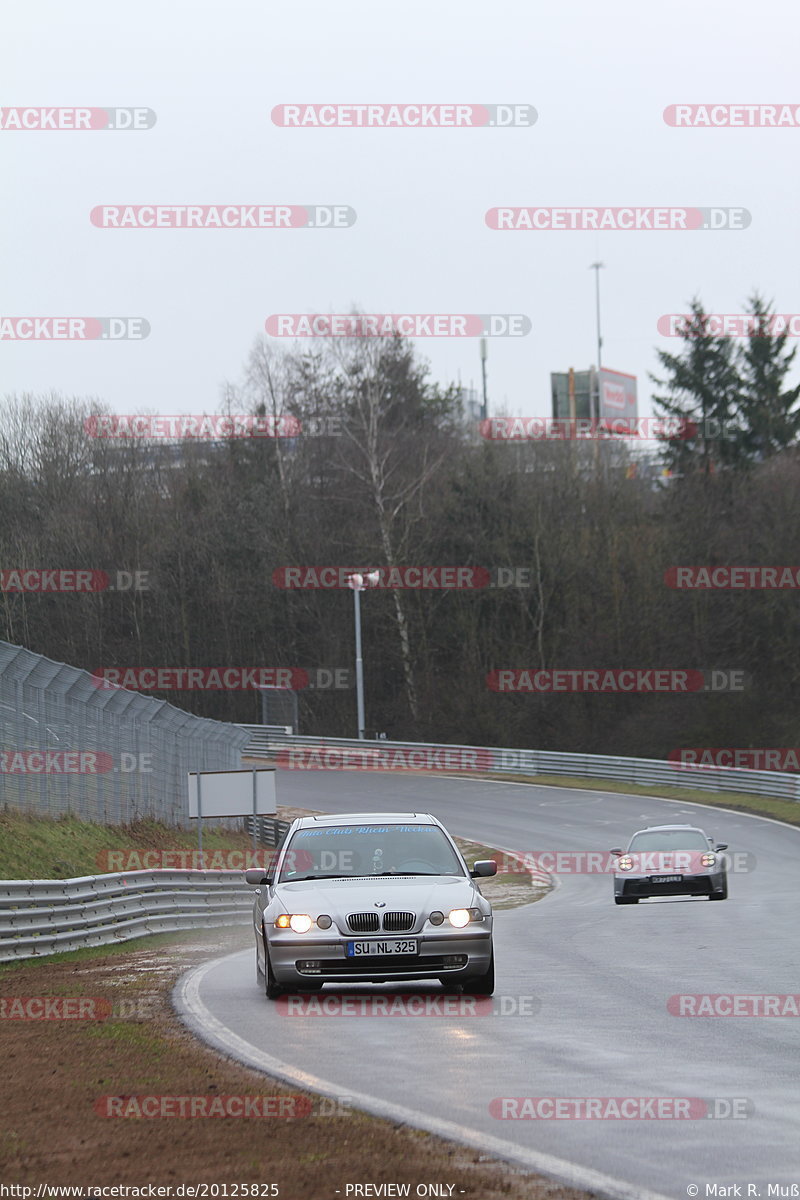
<box><xmin>630</xmin><ymin>824</ymin><xmax>708</xmax><ymax>834</ymax></box>
<box><xmin>292</xmin><ymin>812</ymin><xmax>441</xmax><ymax>828</ymax></box>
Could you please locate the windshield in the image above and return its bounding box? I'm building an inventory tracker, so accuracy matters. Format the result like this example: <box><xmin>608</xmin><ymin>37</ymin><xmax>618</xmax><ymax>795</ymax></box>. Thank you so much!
<box><xmin>628</xmin><ymin>831</ymin><xmax>709</xmax><ymax>852</ymax></box>
<box><xmin>276</xmin><ymin>823</ymin><xmax>465</xmax><ymax>883</ymax></box>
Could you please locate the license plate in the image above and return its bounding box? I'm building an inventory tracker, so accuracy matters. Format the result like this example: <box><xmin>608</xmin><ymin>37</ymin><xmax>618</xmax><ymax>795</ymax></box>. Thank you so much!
<box><xmin>650</xmin><ymin>874</ymin><xmax>683</xmax><ymax>883</ymax></box>
<box><xmin>346</xmin><ymin>940</ymin><xmax>417</xmax><ymax>957</ymax></box>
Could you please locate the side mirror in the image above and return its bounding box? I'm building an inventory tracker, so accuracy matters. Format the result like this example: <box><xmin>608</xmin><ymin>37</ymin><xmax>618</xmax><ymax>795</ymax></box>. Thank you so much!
<box><xmin>609</xmin><ymin>848</ymin><xmax>623</xmax><ymax>856</ymax></box>
<box><xmin>470</xmin><ymin>860</ymin><xmax>497</xmax><ymax>878</ymax></box>
<box><xmin>244</xmin><ymin>868</ymin><xmax>271</xmax><ymax>886</ymax></box>
<box><xmin>715</xmin><ymin>843</ymin><xmax>728</xmax><ymax>852</ymax></box>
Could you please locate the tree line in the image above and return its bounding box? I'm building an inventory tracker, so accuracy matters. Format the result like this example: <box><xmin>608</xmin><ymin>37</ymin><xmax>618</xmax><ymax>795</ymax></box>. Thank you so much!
<box><xmin>2</xmin><ymin>296</ymin><xmax>799</xmax><ymax>760</ymax></box>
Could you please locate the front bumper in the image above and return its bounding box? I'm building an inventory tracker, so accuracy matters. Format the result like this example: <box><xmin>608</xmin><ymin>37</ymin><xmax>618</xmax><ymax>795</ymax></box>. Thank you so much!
<box><xmin>615</xmin><ymin>871</ymin><xmax>726</xmax><ymax>898</ymax></box>
<box><xmin>267</xmin><ymin>930</ymin><xmax>493</xmax><ymax>985</ymax></box>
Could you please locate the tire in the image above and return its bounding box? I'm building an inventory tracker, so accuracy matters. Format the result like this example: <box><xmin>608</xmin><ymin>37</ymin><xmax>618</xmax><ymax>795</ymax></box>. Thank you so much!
<box><xmin>255</xmin><ymin>932</ymin><xmax>266</xmax><ymax>984</ymax></box>
<box><xmin>615</xmin><ymin>896</ymin><xmax>639</xmax><ymax>905</ymax></box>
<box><xmin>263</xmin><ymin>934</ymin><xmax>284</xmax><ymax>1000</ymax></box>
<box><xmin>466</xmin><ymin>950</ymin><xmax>495</xmax><ymax>996</ymax></box>
<box><xmin>709</xmin><ymin>878</ymin><xmax>728</xmax><ymax>900</ymax></box>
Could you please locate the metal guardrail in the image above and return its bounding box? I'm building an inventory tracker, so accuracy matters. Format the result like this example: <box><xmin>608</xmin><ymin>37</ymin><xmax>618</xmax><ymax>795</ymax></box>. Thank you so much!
<box><xmin>243</xmin><ymin>815</ymin><xmax>292</xmax><ymax>848</ymax></box>
<box><xmin>239</xmin><ymin>725</ymin><xmax>295</xmax><ymax>756</ymax></box>
<box><xmin>0</xmin><ymin>870</ymin><xmax>254</xmax><ymax>963</ymax></box>
<box><xmin>235</xmin><ymin>728</ymin><xmax>800</xmax><ymax>802</ymax></box>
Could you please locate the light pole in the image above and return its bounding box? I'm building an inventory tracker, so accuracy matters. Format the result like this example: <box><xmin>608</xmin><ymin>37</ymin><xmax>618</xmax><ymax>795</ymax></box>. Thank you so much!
<box><xmin>347</xmin><ymin>571</ymin><xmax>380</xmax><ymax>738</ymax></box>
<box><xmin>589</xmin><ymin>262</ymin><xmax>605</xmax><ymax>420</ymax></box>
<box><xmin>480</xmin><ymin>337</ymin><xmax>488</xmax><ymax>421</ymax></box>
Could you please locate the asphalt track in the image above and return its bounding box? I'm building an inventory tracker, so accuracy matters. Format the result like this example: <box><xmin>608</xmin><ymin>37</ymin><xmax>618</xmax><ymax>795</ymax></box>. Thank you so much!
<box><xmin>175</xmin><ymin>773</ymin><xmax>800</xmax><ymax>1200</ymax></box>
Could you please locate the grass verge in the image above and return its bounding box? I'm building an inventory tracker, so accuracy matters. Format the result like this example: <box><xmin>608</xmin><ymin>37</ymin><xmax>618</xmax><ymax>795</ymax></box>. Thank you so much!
<box><xmin>0</xmin><ymin>809</ymin><xmax>259</xmax><ymax>879</ymax></box>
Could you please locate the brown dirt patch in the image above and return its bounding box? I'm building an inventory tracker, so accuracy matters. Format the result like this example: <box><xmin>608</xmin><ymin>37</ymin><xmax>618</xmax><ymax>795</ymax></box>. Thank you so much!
<box><xmin>0</xmin><ymin>929</ymin><xmax>591</xmax><ymax>1199</ymax></box>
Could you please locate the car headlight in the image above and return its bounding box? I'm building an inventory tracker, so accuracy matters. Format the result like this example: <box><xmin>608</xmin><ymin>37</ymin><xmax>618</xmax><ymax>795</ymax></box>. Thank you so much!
<box><xmin>275</xmin><ymin>914</ymin><xmax>313</xmax><ymax>933</ymax></box>
<box><xmin>701</xmin><ymin>853</ymin><xmax>716</xmax><ymax>867</ymax></box>
<box><xmin>448</xmin><ymin>907</ymin><xmax>483</xmax><ymax>928</ymax></box>
<box><xmin>618</xmin><ymin>856</ymin><xmax>633</xmax><ymax>871</ymax></box>
<box><xmin>316</xmin><ymin>914</ymin><xmax>332</xmax><ymax>929</ymax></box>
<box><xmin>429</xmin><ymin>911</ymin><xmax>444</xmax><ymax>925</ymax></box>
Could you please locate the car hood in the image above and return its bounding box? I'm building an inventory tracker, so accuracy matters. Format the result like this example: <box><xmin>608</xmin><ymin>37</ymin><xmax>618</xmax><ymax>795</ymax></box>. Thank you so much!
<box><xmin>273</xmin><ymin>874</ymin><xmax>481</xmax><ymax>915</ymax></box>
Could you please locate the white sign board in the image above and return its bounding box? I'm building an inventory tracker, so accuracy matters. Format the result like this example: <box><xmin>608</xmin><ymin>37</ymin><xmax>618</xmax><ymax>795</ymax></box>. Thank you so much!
<box><xmin>187</xmin><ymin>768</ymin><xmax>276</xmax><ymax>818</ymax></box>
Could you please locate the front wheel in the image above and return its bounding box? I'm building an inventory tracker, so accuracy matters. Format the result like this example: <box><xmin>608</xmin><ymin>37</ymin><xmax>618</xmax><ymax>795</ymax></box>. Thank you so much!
<box><xmin>615</xmin><ymin>896</ymin><xmax>639</xmax><ymax>905</ymax></box>
<box><xmin>466</xmin><ymin>950</ymin><xmax>495</xmax><ymax>996</ymax></box>
<box><xmin>709</xmin><ymin>879</ymin><xmax>728</xmax><ymax>900</ymax></box>
<box><xmin>263</xmin><ymin>935</ymin><xmax>284</xmax><ymax>1000</ymax></box>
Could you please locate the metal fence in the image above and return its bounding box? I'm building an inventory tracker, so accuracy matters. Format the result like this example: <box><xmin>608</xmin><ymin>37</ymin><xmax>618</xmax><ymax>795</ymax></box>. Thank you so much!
<box><xmin>0</xmin><ymin>870</ymin><xmax>253</xmax><ymax>963</ymax></box>
<box><xmin>236</xmin><ymin>728</ymin><xmax>800</xmax><ymax>802</ymax></box>
<box><xmin>1</xmin><ymin>641</ymin><xmax>250</xmax><ymax>826</ymax></box>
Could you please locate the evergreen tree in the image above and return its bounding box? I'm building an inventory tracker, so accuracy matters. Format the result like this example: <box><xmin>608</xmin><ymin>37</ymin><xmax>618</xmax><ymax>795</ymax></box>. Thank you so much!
<box><xmin>736</xmin><ymin>293</ymin><xmax>800</xmax><ymax>462</ymax></box>
<box><xmin>651</xmin><ymin>299</ymin><xmax>742</xmax><ymax>474</ymax></box>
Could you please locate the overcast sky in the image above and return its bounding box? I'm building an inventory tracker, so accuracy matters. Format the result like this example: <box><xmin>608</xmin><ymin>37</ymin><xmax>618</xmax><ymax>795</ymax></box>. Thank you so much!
<box><xmin>3</xmin><ymin>0</ymin><xmax>799</xmax><ymax>423</ymax></box>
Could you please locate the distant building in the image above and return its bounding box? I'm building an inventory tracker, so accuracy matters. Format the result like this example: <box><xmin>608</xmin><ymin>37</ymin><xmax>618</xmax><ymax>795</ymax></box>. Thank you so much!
<box><xmin>551</xmin><ymin>367</ymin><xmax>638</xmax><ymax>423</ymax></box>
<box><xmin>457</xmin><ymin>385</ymin><xmax>482</xmax><ymax>424</ymax></box>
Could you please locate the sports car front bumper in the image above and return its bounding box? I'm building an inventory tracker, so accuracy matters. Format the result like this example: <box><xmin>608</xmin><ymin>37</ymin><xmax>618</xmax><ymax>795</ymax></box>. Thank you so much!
<box><xmin>614</xmin><ymin>870</ymin><xmax>726</xmax><ymax>898</ymax></box>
